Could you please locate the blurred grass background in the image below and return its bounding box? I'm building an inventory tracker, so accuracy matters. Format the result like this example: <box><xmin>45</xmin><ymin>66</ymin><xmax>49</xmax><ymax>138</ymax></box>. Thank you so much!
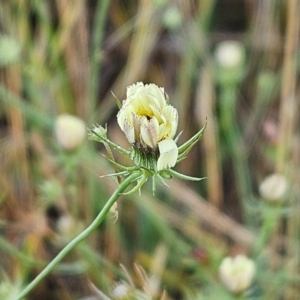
<box><xmin>0</xmin><ymin>0</ymin><xmax>299</xmax><ymax>299</ymax></box>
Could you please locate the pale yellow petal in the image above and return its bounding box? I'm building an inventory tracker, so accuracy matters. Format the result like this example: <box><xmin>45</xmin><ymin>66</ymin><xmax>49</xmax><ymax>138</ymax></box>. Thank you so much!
<box><xmin>126</xmin><ymin>82</ymin><xmax>144</xmax><ymax>98</ymax></box>
<box><xmin>157</xmin><ymin>139</ymin><xmax>178</xmax><ymax>171</ymax></box>
<box><xmin>140</xmin><ymin>116</ymin><xmax>159</xmax><ymax>148</ymax></box>
<box><xmin>137</xmin><ymin>93</ymin><xmax>154</xmax><ymax>116</ymax></box>
<box><xmin>149</xmin><ymin>103</ymin><xmax>165</xmax><ymax>124</ymax></box>
<box><xmin>117</xmin><ymin>110</ymin><xmax>125</xmax><ymax>131</ymax></box>
<box><xmin>162</xmin><ymin>105</ymin><xmax>178</xmax><ymax>138</ymax></box>
<box><xmin>158</xmin><ymin>123</ymin><xmax>171</xmax><ymax>140</ymax></box>
<box><xmin>123</xmin><ymin>119</ymin><xmax>135</xmax><ymax>144</ymax></box>
<box><xmin>144</xmin><ymin>83</ymin><xmax>166</xmax><ymax>109</ymax></box>
<box><xmin>132</xmin><ymin>114</ymin><xmax>143</xmax><ymax>143</ymax></box>
<box><xmin>117</xmin><ymin>106</ymin><xmax>136</xmax><ymax>144</ymax></box>
<box><xmin>117</xmin><ymin>104</ymin><xmax>133</xmax><ymax>130</ymax></box>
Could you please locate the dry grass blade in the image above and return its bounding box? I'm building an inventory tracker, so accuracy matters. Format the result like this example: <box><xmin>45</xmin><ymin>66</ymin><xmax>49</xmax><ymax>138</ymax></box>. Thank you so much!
<box><xmin>94</xmin><ymin>0</ymin><xmax>162</xmax><ymax>123</ymax></box>
<box><xmin>0</xmin><ymin>66</ymin><xmax>30</xmax><ymax>208</ymax></box>
<box><xmin>56</xmin><ymin>0</ymin><xmax>90</xmax><ymax>118</ymax></box>
<box><xmin>0</xmin><ymin>1</ymin><xmax>299</xmax><ymax>299</ymax></box>
<box><xmin>196</xmin><ymin>64</ymin><xmax>223</xmax><ymax>209</ymax></box>
<box><xmin>167</xmin><ymin>180</ymin><xmax>255</xmax><ymax>248</ymax></box>
<box><xmin>276</xmin><ymin>1</ymin><xmax>300</xmax><ymax>299</ymax></box>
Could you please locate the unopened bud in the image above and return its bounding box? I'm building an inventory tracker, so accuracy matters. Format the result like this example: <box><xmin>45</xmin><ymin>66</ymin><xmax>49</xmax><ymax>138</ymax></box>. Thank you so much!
<box><xmin>215</xmin><ymin>40</ymin><xmax>244</xmax><ymax>69</ymax></box>
<box><xmin>259</xmin><ymin>173</ymin><xmax>288</xmax><ymax>202</ymax></box>
<box><xmin>0</xmin><ymin>34</ymin><xmax>21</xmax><ymax>66</ymax></box>
<box><xmin>54</xmin><ymin>114</ymin><xmax>86</xmax><ymax>151</ymax></box>
<box><xmin>219</xmin><ymin>255</ymin><xmax>255</xmax><ymax>293</ymax></box>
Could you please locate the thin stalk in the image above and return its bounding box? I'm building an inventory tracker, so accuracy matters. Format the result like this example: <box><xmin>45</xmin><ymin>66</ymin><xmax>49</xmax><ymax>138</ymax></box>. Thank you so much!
<box><xmin>0</xmin><ymin>236</ymin><xmax>84</xmax><ymax>273</ymax></box>
<box><xmin>17</xmin><ymin>172</ymin><xmax>140</xmax><ymax>299</ymax></box>
<box><xmin>253</xmin><ymin>209</ymin><xmax>279</xmax><ymax>258</ymax></box>
<box><xmin>219</xmin><ymin>86</ymin><xmax>252</xmax><ymax>224</ymax></box>
<box><xmin>89</xmin><ymin>0</ymin><xmax>110</xmax><ymax>117</ymax></box>
<box><xmin>0</xmin><ymin>83</ymin><xmax>53</xmax><ymax>130</ymax></box>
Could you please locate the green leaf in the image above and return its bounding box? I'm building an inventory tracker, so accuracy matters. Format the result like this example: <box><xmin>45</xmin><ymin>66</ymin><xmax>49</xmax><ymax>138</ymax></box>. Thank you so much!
<box><xmin>177</xmin><ymin>121</ymin><xmax>207</xmax><ymax>162</ymax></box>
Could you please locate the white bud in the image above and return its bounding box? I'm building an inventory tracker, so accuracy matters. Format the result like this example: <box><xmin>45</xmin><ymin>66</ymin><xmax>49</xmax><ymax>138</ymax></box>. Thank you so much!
<box><xmin>259</xmin><ymin>173</ymin><xmax>288</xmax><ymax>202</ymax></box>
<box><xmin>111</xmin><ymin>282</ymin><xmax>131</xmax><ymax>299</ymax></box>
<box><xmin>163</xmin><ymin>6</ymin><xmax>182</xmax><ymax>30</ymax></box>
<box><xmin>215</xmin><ymin>40</ymin><xmax>244</xmax><ymax>69</ymax></box>
<box><xmin>0</xmin><ymin>279</ymin><xmax>22</xmax><ymax>300</ymax></box>
<box><xmin>56</xmin><ymin>215</ymin><xmax>84</xmax><ymax>242</ymax></box>
<box><xmin>92</xmin><ymin>124</ymin><xmax>107</xmax><ymax>138</ymax></box>
<box><xmin>0</xmin><ymin>34</ymin><xmax>21</xmax><ymax>66</ymax></box>
<box><xmin>117</xmin><ymin>82</ymin><xmax>179</xmax><ymax>171</ymax></box>
<box><xmin>219</xmin><ymin>255</ymin><xmax>255</xmax><ymax>293</ymax></box>
<box><xmin>54</xmin><ymin>114</ymin><xmax>86</xmax><ymax>151</ymax></box>
<box><xmin>56</xmin><ymin>215</ymin><xmax>74</xmax><ymax>236</ymax></box>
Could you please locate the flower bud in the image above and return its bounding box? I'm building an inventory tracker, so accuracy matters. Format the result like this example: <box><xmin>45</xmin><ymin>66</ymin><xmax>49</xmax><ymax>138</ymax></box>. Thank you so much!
<box><xmin>111</xmin><ymin>282</ymin><xmax>131</xmax><ymax>299</ymax></box>
<box><xmin>0</xmin><ymin>279</ymin><xmax>23</xmax><ymax>300</ymax></box>
<box><xmin>92</xmin><ymin>124</ymin><xmax>107</xmax><ymax>138</ymax></box>
<box><xmin>215</xmin><ymin>40</ymin><xmax>245</xmax><ymax>69</ymax></box>
<box><xmin>0</xmin><ymin>34</ymin><xmax>21</xmax><ymax>66</ymax></box>
<box><xmin>259</xmin><ymin>173</ymin><xmax>288</xmax><ymax>202</ymax></box>
<box><xmin>54</xmin><ymin>114</ymin><xmax>86</xmax><ymax>151</ymax></box>
<box><xmin>219</xmin><ymin>255</ymin><xmax>255</xmax><ymax>294</ymax></box>
<box><xmin>163</xmin><ymin>6</ymin><xmax>182</xmax><ymax>30</ymax></box>
<box><xmin>117</xmin><ymin>82</ymin><xmax>178</xmax><ymax>171</ymax></box>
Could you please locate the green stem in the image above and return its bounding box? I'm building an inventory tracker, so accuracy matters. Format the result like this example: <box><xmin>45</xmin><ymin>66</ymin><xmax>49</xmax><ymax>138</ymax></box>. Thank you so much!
<box><xmin>89</xmin><ymin>0</ymin><xmax>110</xmax><ymax>117</ymax></box>
<box><xmin>17</xmin><ymin>172</ymin><xmax>140</xmax><ymax>299</ymax></box>
<box><xmin>90</xmin><ymin>130</ymin><xmax>130</xmax><ymax>156</ymax></box>
<box><xmin>253</xmin><ymin>211</ymin><xmax>278</xmax><ymax>257</ymax></box>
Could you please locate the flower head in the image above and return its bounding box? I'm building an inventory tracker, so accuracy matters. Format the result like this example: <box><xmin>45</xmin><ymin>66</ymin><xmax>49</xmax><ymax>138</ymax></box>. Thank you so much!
<box><xmin>0</xmin><ymin>277</ymin><xmax>23</xmax><ymax>300</ymax></box>
<box><xmin>214</xmin><ymin>40</ymin><xmax>245</xmax><ymax>86</ymax></box>
<box><xmin>89</xmin><ymin>82</ymin><xmax>206</xmax><ymax>195</ymax></box>
<box><xmin>0</xmin><ymin>34</ymin><xmax>21</xmax><ymax>66</ymax></box>
<box><xmin>215</xmin><ymin>40</ymin><xmax>245</xmax><ymax>69</ymax></box>
<box><xmin>117</xmin><ymin>82</ymin><xmax>178</xmax><ymax>171</ymax></box>
<box><xmin>54</xmin><ymin>114</ymin><xmax>86</xmax><ymax>151</ymax></box>
<box><xmin>219</xmin><ymin>255</ymin><xmax>256</xmax><ymax>294</ymax></box>
<box><xmin>259</xmin><ymin>173</ymin><xmax>288</xmax><ymax>202</ymax></box>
